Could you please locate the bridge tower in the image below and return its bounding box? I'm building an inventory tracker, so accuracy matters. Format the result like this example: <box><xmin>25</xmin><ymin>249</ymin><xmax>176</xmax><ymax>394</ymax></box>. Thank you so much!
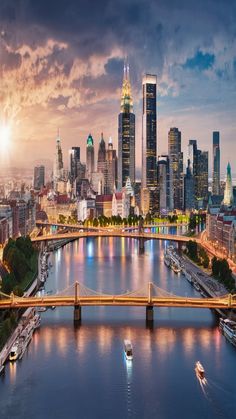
<box><xmin>74</xmin><ymin>281</ymin><xmax>81</xmax><ymax>323</ymax></box>
<box><xmin>146</xmin><ymin>282</ymin><xmax>154</xmax><ymax>323</ymax></box>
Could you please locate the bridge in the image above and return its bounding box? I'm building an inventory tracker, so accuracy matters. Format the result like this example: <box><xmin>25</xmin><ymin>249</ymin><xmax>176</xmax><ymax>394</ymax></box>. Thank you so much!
<box><xmin>0</xmin><ymin>282</ymin><xmax>234</xmax><ymax>322</ymax></box>
<box><xmin>32</xmin><ymin>230</ymin><xmax>200</xmax><ymax>245</ymax></box>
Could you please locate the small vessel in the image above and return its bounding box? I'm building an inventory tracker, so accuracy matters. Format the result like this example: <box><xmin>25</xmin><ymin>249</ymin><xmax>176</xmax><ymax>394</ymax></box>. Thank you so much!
<box><xmin>195</xmin><ymin>361</ymin><xmax>205</xmax><ymax>379</ymax></box>
<box><xmin>164</xmin><ymin>254</ymin><xmax>171</xmax><ymax>268</ymax></box>
<box><xmin>37</xmin><ymin>307</ymin><xmax>47</xmax><ymax>312</ymax></box>
<box><xmin>9</xmin><ymin>342</ymin><xmax>20</xmax><ymax>361</ymax></box>
<box><xmin>124</xmin><ymin>339</ymin><xmax>133</xmax><ymax>361</ymax></box>
<box><xmin>171</xmin><ymin>263</ymin><xmax>181</xmax><ymax>274</ymax></box>
<box><xmin>193</xmin><ymin>282</ymin><xmax>200</xmax><ymax>291</ymax></box>
<box><xmin>221</xmin><ymin>319</ymin><xmax>236</xmax><ymax>343</ymax></box>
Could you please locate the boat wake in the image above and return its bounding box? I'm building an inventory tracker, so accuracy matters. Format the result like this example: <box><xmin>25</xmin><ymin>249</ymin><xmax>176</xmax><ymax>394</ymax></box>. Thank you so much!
<box><xmin>195</xmin><ymin>371</ymin><xmax>229</xmax><ymax>419</ymax></box>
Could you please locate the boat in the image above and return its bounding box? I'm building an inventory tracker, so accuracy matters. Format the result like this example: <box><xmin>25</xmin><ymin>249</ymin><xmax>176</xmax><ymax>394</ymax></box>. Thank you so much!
<box><xmin>195</xmin><ymin>361</ymin><xmax>205</xmax><ymax>379</ymax></box>
<box><xmin>193</xmin><ymin>282</ymin><xmax>200</xmax><ymax>291</ymax></box>
<box><xmin>124</xmin><ymin>339</ymin><xmax>133</xmax><ymax>361</ymax></box>
<box><xmin>222</xmin><ymin>319</ymin><xmax>236</xmax><ymax>342</ymax></box>
<box><xmin>171</xmin><ymin>263</ymin><xmax>181</xmax><ymax>274</ymax></box>
<box><xmin>37</xmin><ymin>307</ymin><xmax>47</xmax><ymax>312</ymax></box>
<box><xmin>164</xmin><ymin>254</ymin><xmax>171</xmax><ymax>268</ymax></box>
<box><xmin>9</xmin><ymin>342</ymin><xmax>20</xmax><ymax>361</ymax></box>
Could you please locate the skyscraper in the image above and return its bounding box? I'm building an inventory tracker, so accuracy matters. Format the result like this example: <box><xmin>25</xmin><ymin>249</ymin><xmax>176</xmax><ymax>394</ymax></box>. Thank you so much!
<box><xmin>34</xmin><ymin>165</ymin><xmax>45</xmax><ymax>190</ymax></box>
<box><xmin>187</xmin><ymin>139</ymin><xmax>209</xmax><ymax>208</ymax></box>
<box><xmin>212</xmin><ymin>131</ymin><xmax>220</xmax><ymax>195</ymax></box>
<box><xmin>106</xmin><ymin>137</ymin><xmax>117</xmax><ymax>194</ymax></box>
<box><xmin>168</xmin><ymin>127</ymin><xmax>183</xmax><ymax>210</ymax></box>
<box><xmin>157</xmin><ymin>155</ymin><xmax>171</xmax><ymax>214</ymax></box>
<box><xmin>53</xmin><ymin>131</ymin><xmax>64</xmax><ymax>187</ymax></box>
<box><xmin>86</xmin><ymin>133</ymin><xmax>94</xmax><ymax>181</ymax></box>
<box><xmin>223</xmin><ymin>162</ymin><xmax>233</xmax><ymax>207</ymax></box>
<box><xmin>184</xmin><ymin>159</ymin><xmax>195</xmax><ymax>210</ymax></box>
<box><xmin>97</xmin><ymin>133</ymin><xmax>107</xmax><ymax>176</ymax></box>
<box><xmin>69</xmin><ymin>147</ymin><xmax>80</xmax><ymax>183</ymax></box>
<box><xmin>118</xmin><ymin>63</ymin><xmax>135</xmax><ymax>189</ymax></box>
<box><xmin>142</xmin><ymin>74</ymin><xmax>157</xmax><ymax>189</ymax></box>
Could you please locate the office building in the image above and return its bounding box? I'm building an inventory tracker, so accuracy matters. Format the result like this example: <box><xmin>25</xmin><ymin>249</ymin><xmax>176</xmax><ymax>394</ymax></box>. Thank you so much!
<box><xmin>34</xmin><ymin>165</ymin><xmax>45</xmax><ymax>190</ymax></box>
<box><xmin>118</xmin><ymin>63</ymin><xmax>135</xmax><ymax>188</ymax></box>
<box><xmin>212</xmin><ymin>131</ymin><xmax>220</xmax><ymax>195</ymax></box>
<box><xmin>168</xmin><ymin>127</ymin><xmax>184</xmax><ymax>210</ymax></box>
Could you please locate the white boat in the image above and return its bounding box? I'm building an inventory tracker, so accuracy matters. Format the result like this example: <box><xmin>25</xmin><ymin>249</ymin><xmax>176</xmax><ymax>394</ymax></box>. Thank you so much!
<box><xmin>124</xmin><ymin>339</ymin><xmax>133</xmax><ymax>361</ymax></box>
<box><xmin>9</xmin><ymin>342</ymin><xmax>20</xmax><ymax>361</ymax></box>
<box><xmin>37</xmin><ymin>307</ymin><xmax>47</xmax><ymax>312</ymax></box>
<box><xmin>221</xmin><ymin>319</ymin><xmax>236</xmax><ymax>343</ymax></box>
<box><xmin>193</xmin><ymin>282</ymin><xmax>200</xmax><ymax>291</ymax></box>
<box><xmin>171</xmin><ymin>263</ymin><xmax>181</xmax><ymax>274</ymax></box>
<box><xmin>195</xmin><ymin>361</ymin><xmax>205</xmax><ymax>379</ymax></box>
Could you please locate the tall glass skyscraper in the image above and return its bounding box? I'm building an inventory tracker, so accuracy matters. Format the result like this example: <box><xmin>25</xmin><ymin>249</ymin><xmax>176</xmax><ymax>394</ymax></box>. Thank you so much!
<box><xmin>86</xmin><ymin>134</ymin><xmax>94</xmax><ymax>181</ymax></box>
<box><xmin>212</xmin><ymin>131</ymin><xmax>220</xmax><ymax>195</ymax></box>
<box><xmin>69</xmin><ymin>146</ymin><xmax>80</xmax><ymax>183</ymax></box>
<box><xmin>118</xmin><ymin>63</ymin><xmax>135</xmax><ymax>189</ymax></box>
<box><xmin>142</xmin><ymin>74</ymin><xmax>157</xmax><ymax>189</ymax></box>
<box><xmin>168</xmin><ymin>127</ymin><xmax>183</xmax><ymax>210</ymax></box>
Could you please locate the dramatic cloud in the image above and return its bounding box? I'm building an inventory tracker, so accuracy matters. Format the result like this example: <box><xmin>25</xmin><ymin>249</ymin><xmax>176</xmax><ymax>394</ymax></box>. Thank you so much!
<box><xmin>0</xmin><ymin>0</ymin><xmax>235</xmax><ymax>172</ymax></box>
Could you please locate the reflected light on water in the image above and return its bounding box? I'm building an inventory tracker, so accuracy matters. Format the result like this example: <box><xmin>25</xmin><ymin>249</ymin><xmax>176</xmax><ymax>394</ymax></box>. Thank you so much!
<box><xmin>9</xmin><ymin>362</ymin><xmax>17</xmax><ymax>385</ymax></box>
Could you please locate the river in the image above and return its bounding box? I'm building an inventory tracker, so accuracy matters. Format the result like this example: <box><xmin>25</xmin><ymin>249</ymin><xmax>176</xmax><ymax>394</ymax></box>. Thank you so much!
<box><xmin>0</xmin><ymin>235</ymin><xmax>236</xmax><ymax>419</ymax></box>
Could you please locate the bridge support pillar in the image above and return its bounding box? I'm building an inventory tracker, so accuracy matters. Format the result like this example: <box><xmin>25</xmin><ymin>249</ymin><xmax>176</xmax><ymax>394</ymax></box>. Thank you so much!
<box><xmin>146</xmin><ymin>305</ymin><xmax>154</xmax><ymax>323</ymax></box>
<box><xmin>74</xmin><ymin>305</ymin><xmax>81</xmax><ymax>323</ymax></box>
<box><xmin>139</xmin><ymin>237</ymin><xmax>145</xmax><ymax>253</ymax></box>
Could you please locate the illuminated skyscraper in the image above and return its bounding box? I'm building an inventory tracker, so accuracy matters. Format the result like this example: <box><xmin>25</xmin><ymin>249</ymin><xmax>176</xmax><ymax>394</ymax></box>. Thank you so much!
<box><xmin>223</xmin><ymin>162</ymin><xmax>233</xmax><ymax>207</ymax></box>
<box><xmin>168</xmin><ymin>127</ymin><xmax>183</xmax><ymax>210</ymax></box>
<box><xmin>142</xmin><ymin>74</ymin><xmax>157</xmax><ymax>189</ymax></box>
<box><xmin>212</xmin><ymin>131</ymin><xmax>220</xmax><ymax>195</ymax></box>
<box><xmin>86</xmin><ymin>133</ymin><xmax>94</xmax><ymax>181</ymax></box>
<box><xmin>106</xmin><ymin>137</ymin><xmax>117</xmax><ymax>194</ymax></box>
<box><xmin>118</xmin><ymin>63</ymin><xmax>135</xmax><ymax>189</ymax></box>
<box><xmin>53</xmin><ymin>131</ymin><xmax>64</xmax><ymax>187</ymax></box>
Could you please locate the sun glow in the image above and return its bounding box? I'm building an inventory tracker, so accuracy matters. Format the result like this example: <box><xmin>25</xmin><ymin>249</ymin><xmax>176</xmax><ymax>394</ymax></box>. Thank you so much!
<box><xmin>0</xmin><ymin>122</ymin><xmax>11</xmax><ymax>152</ymax></box>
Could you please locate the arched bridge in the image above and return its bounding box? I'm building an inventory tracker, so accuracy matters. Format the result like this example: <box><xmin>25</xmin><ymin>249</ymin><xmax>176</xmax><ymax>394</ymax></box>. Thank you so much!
<box><xmin>32</xmin><ymin>230</ymin><xmax>200</xmax><ymax>244</ymax></box>
<box><xmin>0</xmin><ymin>282</ymin><xmax>234</xmax><ymax>322</ymax></box>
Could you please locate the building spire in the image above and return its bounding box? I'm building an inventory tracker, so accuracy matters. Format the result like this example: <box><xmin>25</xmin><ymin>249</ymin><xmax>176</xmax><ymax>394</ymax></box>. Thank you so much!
<box><xmin>223</xmin><ymin>162</ymin><xmax>234</xmax><ymax>207</ymax></box>
<box><xmin>120</xmin><ymin>59</ymin><xmax>133</xmax><ymax>113</ymax></box>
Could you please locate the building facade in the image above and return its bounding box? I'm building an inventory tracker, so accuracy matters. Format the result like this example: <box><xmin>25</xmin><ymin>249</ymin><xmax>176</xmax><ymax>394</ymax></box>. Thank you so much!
<box><xmin>212</xmin><ymin>131</ymin><xmax>220</xmax><ymax>195</ymax></box>
<box><xmin>86</xmin><ymin>134</ymin><xmax>95</xmax><ymax>181</ymax></box>
<box><xmin>118</xmin><ymin>63</ymin><xmax>135</xmax><ymax>189</ymax></box>
<box><xmin>34</xmin><ymin>165</ymin><xmax>45</xmax><ymax>190</ymax></box>
<box><xmin>168</xmin><ymin>127</ymin><xmax>183</xmax><ymax>210</ymax></box>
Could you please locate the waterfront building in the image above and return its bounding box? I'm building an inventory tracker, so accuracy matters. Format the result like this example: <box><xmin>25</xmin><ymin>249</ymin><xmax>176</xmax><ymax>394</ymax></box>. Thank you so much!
<box><xmin>168</xmin><ymin>127</ymin><xmax>184</xmax><ymax>210</ymax></box>
<box><xmin>212</xmin><ymin>131</ymin><xmax>220</xmax><ymax>195</ymax></box>
<box><xmin>142</xmin><ymin>74</ymin><xmax>157</xmax><ymax>190</ymax></box>
<box><xmin>69</xmin><ymin>147</ymin><xmax>80</xmax><ymax>183</ymax></box>
<box><xmin>95</xmin><ymin>194</ymin><xmax>113</xmax><ymax>217</ymax></box>
<box><xmin>33</xmin><ymin>165</ymin><xmax>45</xmax><ymax>190</ymax></box>
<box><xmin>77</xmin><ymin>198</ymin><xmax>96</xmax><ymax>221</ymax></box>
<box><xmin>118</xmin><ymin>63</ymin><xmax>135</xmax><ymax>189</ymax></box>
<box><xmin>86</xmin><ymin>134</ymin><xmax>95</xmax><ymax>181</ymax></box>
<box><xmin>157</xmin><ymin>155</ymin><xmax>171</xmax><ymax>214</ymax></box>
<box><xmin>206</xmin><ymin>163</ymin><xmax>236</xmax><ymax>260</ymax></box>
<box><xmin>140</xmin><ymin>187</ymin><xmax>150</xmax><ymax>216</ymax></box>
<box><xmin>112</xmin><ymin>191</ymin><xmax>130</xmax><ymax>218</ymax></box>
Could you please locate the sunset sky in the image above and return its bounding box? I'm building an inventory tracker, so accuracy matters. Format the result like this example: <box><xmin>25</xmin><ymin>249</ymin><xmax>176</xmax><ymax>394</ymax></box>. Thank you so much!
<box><xmin>0</xmin><ymin>0</ymin><xmax>236</xmax><ymax>176</ymax></box>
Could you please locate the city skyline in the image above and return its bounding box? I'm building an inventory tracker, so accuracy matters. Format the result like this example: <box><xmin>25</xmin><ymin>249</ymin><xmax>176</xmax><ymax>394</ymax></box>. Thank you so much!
<box><xmin>0</xmin><ymin>0</ymin><xmax>235</xmax><ymax>171</ymax></box>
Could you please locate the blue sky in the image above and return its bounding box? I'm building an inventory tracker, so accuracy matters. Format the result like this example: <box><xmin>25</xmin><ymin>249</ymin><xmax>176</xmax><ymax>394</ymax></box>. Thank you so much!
<box><xmin>0</xmin><ymin>0</ymin><xmax>235</xmax><ymax>176</ymax></box>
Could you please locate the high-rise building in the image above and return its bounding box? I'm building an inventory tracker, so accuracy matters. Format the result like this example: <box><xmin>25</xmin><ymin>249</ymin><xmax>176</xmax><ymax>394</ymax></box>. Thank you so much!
<box><xmin>168</xmin><ymin>127</ymin><xmax>183</xmax><ymax>210</ymax></box>
<box><xmin>212</xmin><ymin>131</ymin><xmax>220</xmax><ymax>195</ymax></box>
<box><xmin>53</xmin><ymin>131</ymin><xmax>64</xmax><ymax>187</ymax></box>
<box><xmin>97</xmin><ymin>133</ymin><xmax>107</xmax><ymax>187</ymax></box>
<box><xmin>157</xmin><ymin>155</ymin><xmax>171</xmax><ymax>214</ymax></box>
<box><xmin>118</xmin><ymin>63</ymin><xmax>135</xmax><ymax>189</ymax></box>
<box><xmin>86</xmin><ymin>134</ymin><xmax>94</xmax><ymax>181</ymax></box>
<box><xmin>142</xmin><ymin>74</ymin><xmax>157</xmax><ymax>189</ymax></box>
<box><xmin>184</xmin><ymin>159</ymin><xmax>195</xmax><ymax>210</ymax></box>
<box><xmin>69</xmin><ymin>147</ymin><xmax>80</xmax><ymax>183</ymax></box>
<box><xmin>106</xmin><ymin>137</ymin><xmax>117</xmax><ymax>194</ymax></box>
<box><xmin>33</xmin><ymin>165</ymin><xmax>45</xmax><ymax>190</ymax></box>
<box><xmin>223</xmin><ymin>162</ymin><xmax>233</xmax><ymax>207</ymax></box>
<box><xmin>187</xmin><ymin>139</ymin><xmax>209</xmax><ymax>208</ymax></box>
